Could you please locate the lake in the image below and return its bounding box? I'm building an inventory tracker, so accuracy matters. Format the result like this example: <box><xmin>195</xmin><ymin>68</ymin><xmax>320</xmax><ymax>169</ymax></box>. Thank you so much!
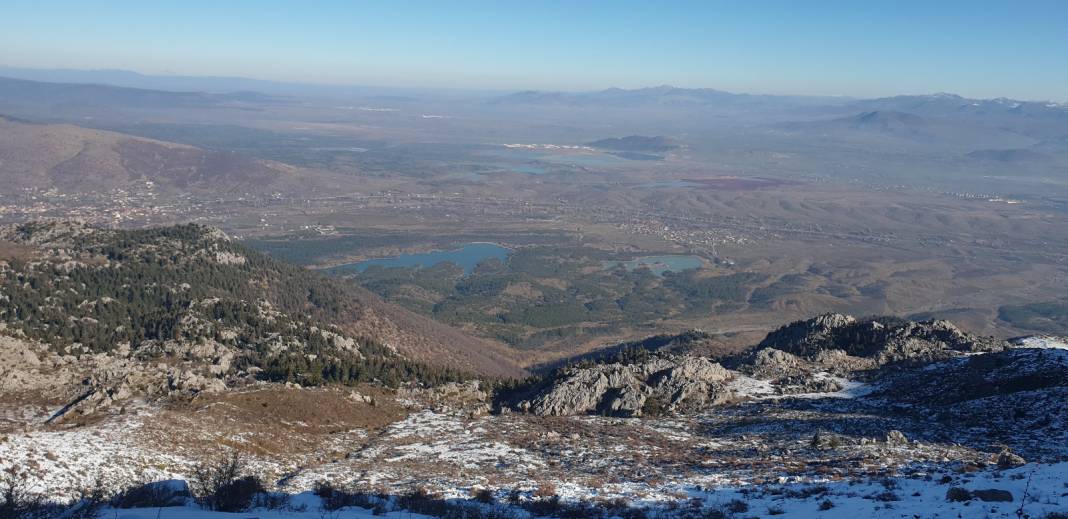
<box><xmin>329</xmin><ymin>243</ymin><xmax>511</xmax><ymax>275</ymax></box>
<box><xmin>603</xmin><ymin>255</ymin><xmax>704</xmax><ymax>276</ymax></box>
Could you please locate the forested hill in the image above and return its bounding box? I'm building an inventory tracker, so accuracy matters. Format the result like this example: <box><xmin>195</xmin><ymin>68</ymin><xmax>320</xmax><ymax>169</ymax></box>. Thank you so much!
<box><xmin>0</xmin><ymin>221</ymin><xmax>524</xmax><ymax>382</ymax></box>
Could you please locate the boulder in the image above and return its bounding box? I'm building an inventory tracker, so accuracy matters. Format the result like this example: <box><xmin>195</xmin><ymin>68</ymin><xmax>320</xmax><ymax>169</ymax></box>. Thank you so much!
<box><xmin>885</xmin><ymin>430</ymin><xmax>909</xmax><ymax>445</ymax></box>
<box><xmin>995</xmin><ymin>448</ymin><xmax>1026</xmax><ymax>469</ymax></box>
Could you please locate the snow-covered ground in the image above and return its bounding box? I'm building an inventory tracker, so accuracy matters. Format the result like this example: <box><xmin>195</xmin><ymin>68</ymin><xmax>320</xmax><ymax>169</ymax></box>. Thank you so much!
<box><xmin>103</xmin><ymin>498</ymin><xmax>430</xmax><ymax>519</ymax></box>
<box><xmin>74</xmin><ymin>461</ymin><xmax>1068</xmax><ymax>518</ymax></box>
<box><xmin>1013</xmin><ymin>335</ymin><xmax>1068</xmax><ymax>350</ymax></box>
<box><xmin>0</xmin><ymin>411</ymin><xmax>189</xmax><ymax>500</ymax></box>
<box><xmin>5</xmin><ymin>336</ymin><xmax>1068</xmax><ymax>517</ymax></box>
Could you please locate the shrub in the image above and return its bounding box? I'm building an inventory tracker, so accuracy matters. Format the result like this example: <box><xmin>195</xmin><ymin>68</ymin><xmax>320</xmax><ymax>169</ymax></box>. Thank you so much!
<box><xmin>397</xmin><ymin>487</ymin><xmax>449</xmax><ymax>517</ymax></box>
<box><xmin>253</xmin><ymin>491</ymin><xmax>292</xmax><ymax>511</ymax></box>
<box><xmin>191</xmin><ymin>453</ymin><xmax>265</xmax><ymax>512</ymax></box>
<box><xmin>945</xmin><ymin>487</ymin><xmax>971</xmax><ymax>502</ymax></box>
<box><xmin>702</xmin><ymin>508</ymin><xmax>728</xmax><ymax>519</ymax></box>
<box><xmin>724</xmin><ymin>499</ymin><xmax>749</xmax><ymax>513</ymax></box>
<box><xmin>473</xmin><ymin>487</ymin><xmax>496</xmax><ymax>504</ymax></box>
<box><xmin>1</xmin><ymin>472</ymin><xmax>58</xmax><ymax>519</ymax></box>
<box><xmin>315</xmin><ymin>481</ymin><xmax>362</xmax><ymax>511</ymax></box>
<box><xmin>785</xmin><ymin>485</ymin><xmax>829</xmax><ymax>499</ymax></box>
<box><xmin>111</xmin><ymin>480</ymin><xmax>190</xmax><ymax>508</ymax></box>
<box><xmin>524</xmin><ymin>494</ymin><xmax>562</xmax><ymax>516</ymax></box>
<box><xmin>534</xmin><ymin>482</ymin><xmax>557</xmax><ymax>498</ymax></box>
<box><xmin>641</xmin><ymin>395</ymin><xmax>668</xmax><ymax>417</ymax></box>
<box><xmin>818</xmin><ymin>499</ymin><xmax>835</xmax><ymax>510</ymax></box>
<box><xmin>66</xmin><ymin>481</ymin><xmax>107</xmax><ymax>519</ymax></box>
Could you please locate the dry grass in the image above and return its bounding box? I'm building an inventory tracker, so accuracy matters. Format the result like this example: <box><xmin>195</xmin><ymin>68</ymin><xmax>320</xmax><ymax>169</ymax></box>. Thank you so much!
<box><xmin>137</xmin><ymin>385</ymin><xmax>409</xmax><ymax>463</ymax></box>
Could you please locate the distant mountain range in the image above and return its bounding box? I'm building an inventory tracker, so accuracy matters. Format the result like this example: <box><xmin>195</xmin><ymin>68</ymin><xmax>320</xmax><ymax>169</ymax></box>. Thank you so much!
<box><xmin>492</xmin><ymin>85</ymin><xmax>846</xmax><ymax>108</ymax></box>
<box><xmin>2</xmin><ymin>67</ymin><xmax>1065</xmax><ymax>114</ymax></box>
<box><xmin>0</xmin><ymin>75</ymin><xmax>276</xmax><ymax>111</ymax></box>
<box><xmin>0</xmin><ymin>66</ymin><xmax>500</xmax><ymax>99</ymax></box>
<box><xmin>855</xmin><ymin>93</ymin><xmax>1068</xmax><ymax>120</ymax></box>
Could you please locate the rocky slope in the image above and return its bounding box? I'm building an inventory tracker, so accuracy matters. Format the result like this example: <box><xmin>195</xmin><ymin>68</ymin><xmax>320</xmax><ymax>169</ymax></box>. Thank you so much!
<box><xmin>0</xmin><ymin>221</ymin><xmax>524</xmax><ymax>423</ymax></box>
<box><xmin>502</xmin><ymin>313</ymin><xmax>1059</xmax><ymax>421</ymax></box>
<box><xmin>4</xmin><ymin>311</ymin><xmax>1067</xmax><ymax>518</ymax></box>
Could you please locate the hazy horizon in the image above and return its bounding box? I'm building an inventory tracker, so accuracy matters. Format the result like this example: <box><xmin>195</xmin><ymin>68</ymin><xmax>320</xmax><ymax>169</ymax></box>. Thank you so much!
<box><xmin>4</xmin><ymin>1</ymin><xmax>1068</xmax><ymax>102</ymax></box>
<box><xmin>3</xmin><ymin>63</ymin><xmax>1067</xmax><ymax>104</ymax></box>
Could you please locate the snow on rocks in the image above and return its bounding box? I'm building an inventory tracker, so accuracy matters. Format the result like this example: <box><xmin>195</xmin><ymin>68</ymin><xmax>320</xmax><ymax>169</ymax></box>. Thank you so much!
<box><xmin>1011</xmin><ymin>334</ymin><xmax>1068</xmax><ymax>350</ymax></box>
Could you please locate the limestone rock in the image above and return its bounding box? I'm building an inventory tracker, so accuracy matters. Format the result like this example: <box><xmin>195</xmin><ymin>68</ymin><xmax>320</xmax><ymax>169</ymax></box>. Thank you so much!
<box><xmin>517</xmin><ymin>354</ymin><xmax>730</xmax><ymax>417</ymax></box>
<box><xmin>885</xmin><ymin>430</ymin><xmax>908</xmax><ymax>445</ymax></box>
<box><xmin>995</xmin><ymin>448</ymin><xmax>1026</xmax><ymax>469</ymax></box>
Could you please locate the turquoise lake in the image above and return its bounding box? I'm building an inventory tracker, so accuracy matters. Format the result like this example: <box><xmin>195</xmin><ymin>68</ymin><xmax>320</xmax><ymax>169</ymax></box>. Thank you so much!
<box><xmin>330</xmin><ymin>243</ymin><xmax>511</xmax><ymax>275</ymax></box>
<box><xmin>602</xmin><ymin>255</ymin><xmax>703</xmax><ymax>275</ymax></box>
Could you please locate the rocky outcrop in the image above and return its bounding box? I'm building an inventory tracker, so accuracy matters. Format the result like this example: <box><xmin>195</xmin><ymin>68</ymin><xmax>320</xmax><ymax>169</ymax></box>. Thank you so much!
<box><xmin>740</xmin><ymin>313</ymin><xmax>1005</xmax><ymax>377</ymax></box>
<box><xmin>1</xmin><ymin>327</ymin><xmax>238</xmax><ymax>423</ymax></box>
<box><xmin>506</xmin><ymin>315</ymin><xmax>1054</xmax><ymax>418</ymax></box>
<box><xmin>515</xmin><ymin>355</ymin><xmax>731</xmax><ymax>417</ymax></box>
<box><xmin>996</xmin><ymin>448</ymin><xmax>1026</xmax><ymax>469</ymax></box>
<box><xmin>756</xmin><ymin>313</ymin><xmax>858</xmax><ymax>358</ymax></box>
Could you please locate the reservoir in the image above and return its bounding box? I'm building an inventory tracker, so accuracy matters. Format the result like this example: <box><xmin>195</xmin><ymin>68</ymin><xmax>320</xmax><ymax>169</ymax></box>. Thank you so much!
<box><xmin>330</xmin><ymin>243</ymin><xmax>511</xmax><ymax>275</ymax></box>
<box><xmin>603</xmin><ymin>255</ymin><xmax>703</xmax><ymax>276</ymax></box>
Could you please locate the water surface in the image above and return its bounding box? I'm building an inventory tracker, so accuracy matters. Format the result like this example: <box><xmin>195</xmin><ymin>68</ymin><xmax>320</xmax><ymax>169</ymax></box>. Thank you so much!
<box><xmin>602</xmin><ymin>255</ymin><xmax>703</xmax><ymax>276</ymax></box>
<box><xmin>330</xmin><ymin>243</ymin><xmax>511</xmax><ymax>275</ymax></box>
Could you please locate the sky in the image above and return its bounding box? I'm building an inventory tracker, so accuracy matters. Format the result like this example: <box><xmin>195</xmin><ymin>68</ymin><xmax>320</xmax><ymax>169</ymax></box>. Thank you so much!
<box><xmin>2</xmin><ymin>0</ymin><xmax>1067</xmax><ymax>101</ymax></box>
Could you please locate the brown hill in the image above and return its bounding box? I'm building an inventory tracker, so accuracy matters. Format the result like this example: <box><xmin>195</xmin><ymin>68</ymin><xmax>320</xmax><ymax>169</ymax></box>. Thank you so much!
<box><xmin>0</xmin><ymin>116</ymin><xmax>356</xmax><ymax>196</ymax></box>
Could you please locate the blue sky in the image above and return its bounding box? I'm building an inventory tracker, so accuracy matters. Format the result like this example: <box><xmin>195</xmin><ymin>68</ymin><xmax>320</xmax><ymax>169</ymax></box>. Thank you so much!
<box><xmin>2</xmin><ymin>1</ymin><xmax>1067</xmax><ymax>100</ymax></box>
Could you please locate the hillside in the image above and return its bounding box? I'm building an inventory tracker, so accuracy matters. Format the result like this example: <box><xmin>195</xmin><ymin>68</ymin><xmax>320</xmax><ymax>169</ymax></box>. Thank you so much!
<box><xmin>0</xmin><ymin>116</ymin><xmax>357</xmax><ymax>196</ymax></box>
<box><xmin>0</xmin><ymin>221</ymin><xmax>524</xmax><ymax>413</ymax></box>
<box><xmin>3</xmin><ymin>311</ymin><xmax>1066</xmax><ymax>518</ymax></box>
